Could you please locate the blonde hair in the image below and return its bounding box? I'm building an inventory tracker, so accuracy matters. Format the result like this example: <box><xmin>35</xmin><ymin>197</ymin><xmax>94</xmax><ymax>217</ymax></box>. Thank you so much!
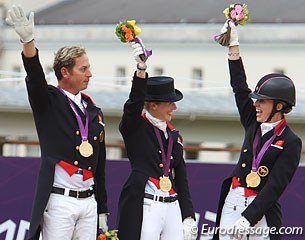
<box><xmin>53</xmin><ymin>46</ymin><xmax>87</xmax><ymax>80</ymax></box>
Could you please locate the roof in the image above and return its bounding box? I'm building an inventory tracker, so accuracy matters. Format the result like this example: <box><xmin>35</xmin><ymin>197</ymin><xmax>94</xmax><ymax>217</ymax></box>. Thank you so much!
<box><xmin>32</xmin><ymin>0</ymin><xmax>305</xmax><ymax>25</ymax></box>
<box><xmin>3</xmin><ymin>85</ymin><xmax>305</xmax><ymax>122</ymax></box>
<box><xmin>0</xmin><ymin>84</ymin><xmax>234</xmax><ymax>115</ymax></box>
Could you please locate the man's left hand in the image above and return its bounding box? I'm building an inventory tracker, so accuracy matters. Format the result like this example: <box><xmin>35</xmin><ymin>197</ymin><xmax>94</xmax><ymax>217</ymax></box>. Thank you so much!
<box><xmin>183</xmin><ymin>217</ymin><xmax>198</xmax><ymax>240</ymax></box>
<box><xmin>99</xmin><ymin>213</ymin><xmax>108</xmax><ymax>232</ymax></box>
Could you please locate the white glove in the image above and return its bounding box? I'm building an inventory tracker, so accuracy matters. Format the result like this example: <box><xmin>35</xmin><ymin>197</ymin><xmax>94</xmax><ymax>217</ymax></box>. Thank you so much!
<box><xmin>228</xmin><ymin>20</ymin><xmax>239</xmax><ymax>46</ymax></box>
<box><xmin>129</xmin><ymin>41</ymin><xmax>144</xmax><ymax>64</ymax></box>
<box><xmin>220</xmin><ymin>21</ymin><xmax>229</xmax><ymax>34</ymax></box>
<box><xmin>232</xmin><ymin>216</ymin><xmax>250</xmax><ymax>240</ymax></box>
<box><xmin>183</xmin><ymin>217</ymin><xmax>198</xmax><ymax>240</ymax></box>
<box><xmin>99</xmin><ymin>213</ymin><xmax>108</xmax><ymax>232</ymax></box>
<box><xmin>6</xmin><ymin>5</ymin><xmax>34</xmax><ymax>43</ymax></box>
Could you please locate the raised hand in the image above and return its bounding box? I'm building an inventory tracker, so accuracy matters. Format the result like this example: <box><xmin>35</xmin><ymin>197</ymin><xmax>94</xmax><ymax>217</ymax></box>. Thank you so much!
<box><xmin>228</xmin><ymin>20</ymin><xmax>239</xmax><ymax>46</ymax></box>
<box><xmin>6</xmin><ymin>5</ymin><xmax>34</xmax><ymax>43</ymax></box>
<box><xmin>129</xmin><ymin>41</ymin><xmax>145</xmax><ymax>64</ymax></box>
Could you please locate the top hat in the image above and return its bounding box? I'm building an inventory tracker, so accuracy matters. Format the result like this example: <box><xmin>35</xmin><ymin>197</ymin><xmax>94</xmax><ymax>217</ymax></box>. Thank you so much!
<box><xmin>145</xmin><ymin>76</ymin><xmax>183</xmax><ymax>102</ymax></box>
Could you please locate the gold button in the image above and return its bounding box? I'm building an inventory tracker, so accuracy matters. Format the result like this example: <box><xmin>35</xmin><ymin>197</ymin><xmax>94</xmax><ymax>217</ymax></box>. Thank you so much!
<box><xmin>237</xmin><ymin>177</ymin><xmax>240</xmax><ymax>182</ymax></box>
<box><xmin>76</xmin><ymin>146</ymin><xmax>79</xmax><ymax>150</ymax></box>
<box><xmin>74</xmin><ymin>161</ymin><xmax>78</xmax><ymax>165</ymax></box>
<box><xmin>242</xmin><ymin>163</ymin><xmax>246</xmax><ymax>168</ymax></box>
<box><xmin>88</xmin><ymin>166</ymin><xmax>92</xmax><ymax>170</ymax></box>
<box><xmin>243</xmin><ymin>148</ymin><xmax>248</xmax><ymax>153</ymax></box>
<box><xmin>168</xmin><ymin>169</ymin><xmax>171</xmax><ymax>172</ymax></box>
<box><xmin>159</xmin><ymin>150</ymin><xmax>162</xmax><ymax>154</ymax></box>
<box><xmin>159</xmin><ymin>163</ymin><xmax>164</xmax><ymax>168</ymax></box>
<box><xmin>170</xmin><ymin>156</ymin><xmax>173</xmax><ymax>160</ymax></box>
<box><xmin>76</xmin><ymin>131</ymin><xmax>80</xmax><ymax>135</ymax></box>
<box><xmin>93</xmin><ymin>136</ymin><xmax>97</xmax><ymax>141</ymax></box>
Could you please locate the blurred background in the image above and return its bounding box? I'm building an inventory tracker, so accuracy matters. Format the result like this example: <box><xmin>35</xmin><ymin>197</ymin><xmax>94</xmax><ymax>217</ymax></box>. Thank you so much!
<box><xmin>0</xmin><ymin>0</ymin><xmax>305</xmax><ymax>162</ymax></box>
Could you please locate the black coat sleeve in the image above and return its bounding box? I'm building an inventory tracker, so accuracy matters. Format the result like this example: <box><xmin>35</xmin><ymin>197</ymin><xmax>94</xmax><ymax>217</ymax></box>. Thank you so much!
<box><xmin>229</xmin><ymin>58</ymin><xmax>256</xmax><ymax>129</ymax></box>
<box><xmin>119</xmin><ymin>72</ymin><xmax>148</xmax><ymax>135</ymax></box>
<box><xmin>22</xmin><ymin>49</ymin><xmax>49</xmax><ymax>113</ymax></box>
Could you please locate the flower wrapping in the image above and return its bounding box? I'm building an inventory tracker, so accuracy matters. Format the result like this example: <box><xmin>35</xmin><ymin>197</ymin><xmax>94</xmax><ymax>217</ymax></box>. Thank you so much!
<box><xmin>214</xmin><ymin>3</ymin><xmax>249</xmax><ymax>46</ymax></box>
<box><xmin>97</xmin><ymin>229</ymin><xmax>119</xmax><ymax>240</ymax></box>
<box><xmin>115</xmin><ymin>20</ymin><xmax>152</xmax><ymax>62</ymax></box>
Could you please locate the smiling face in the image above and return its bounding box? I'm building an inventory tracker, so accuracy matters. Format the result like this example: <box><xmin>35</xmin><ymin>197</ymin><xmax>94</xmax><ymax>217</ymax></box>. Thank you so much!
<box><xmin>60</xmin><ymin>54</ymin><xmax>92</xmax><ymax>94</ymax></box>
<box><xmin>148</xmin><ymin>102</ymin><xmax>177</xmax><ymax>122</ymax></box>
<box><xmin>253</xmin><ymin>99</ymin><xmax>283</xmax><ymax>123</ymax></box>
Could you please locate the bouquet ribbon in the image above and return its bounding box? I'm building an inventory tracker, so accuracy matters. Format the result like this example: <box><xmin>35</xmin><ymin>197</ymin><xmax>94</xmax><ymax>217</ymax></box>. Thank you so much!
<box><xmin>213</xmin><ymin>19</ymin><xmax>232</xmax><ymax>45</ymax></box>
<box><xmin>134</xmin><ymin>36</ymin><xmax>152</xmax><ymax>62</ymax></box>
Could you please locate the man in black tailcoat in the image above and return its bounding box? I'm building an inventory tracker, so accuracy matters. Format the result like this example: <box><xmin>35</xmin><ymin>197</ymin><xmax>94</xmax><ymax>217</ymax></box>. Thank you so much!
<box><xmin>6</xmin><ymin>5</ymin><xmax>108</xmax><ymax>239</ymax></box>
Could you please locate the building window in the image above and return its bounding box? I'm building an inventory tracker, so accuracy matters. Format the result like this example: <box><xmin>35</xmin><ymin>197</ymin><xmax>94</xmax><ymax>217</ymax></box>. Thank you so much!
<box><xmin>154</xmin><ymin>67</ymin><xmax>163</xmax><ymax>75</ymax></box>
<box><xmin>116</xmin><ymin>67</ymin><xmax>127</xmax><ymax>85</ymax></box>
<box><xmin>191</xmin><ymin>67</ymin><xmax>203</xmax><ymax>88</ymax></box>
<box><xmin>184</xmin><ymin>143</ymin><xmax>199</xmax><ymax>160</ymax></box>
<box><xmin>45</xmin><ymin>66</ymin><xmax>53</xmax><ymax>74</ymax></box>
<box><xmin>12</xmin><ymin>65</ymin><xmax>21</xmax><ymax>73</ymax></box>
<box><xmin>10</xmin><ymin>65</ymin><xmax>22</xmax><ymax>87</ymax></box>
<box><xmin>273</xmin><ymin>68</ymin><xmax>285</xmax><ymax>75</ymax></box>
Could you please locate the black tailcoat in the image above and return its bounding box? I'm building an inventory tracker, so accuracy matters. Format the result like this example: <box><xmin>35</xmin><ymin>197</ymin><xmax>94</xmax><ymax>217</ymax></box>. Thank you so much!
<box><xmin>117</xmin><ymin>74</ymin><xmax>195</xmax><ymax>240</ymax></box>
<box><xmin>213</xmin><ymin>59</ymin><xmax>302</xmax><ymax>240</ymax></box>
<box><xmin>22</xmin><ymin>50</ymin><xmax>108</xmax><ymax>240</ymax></box>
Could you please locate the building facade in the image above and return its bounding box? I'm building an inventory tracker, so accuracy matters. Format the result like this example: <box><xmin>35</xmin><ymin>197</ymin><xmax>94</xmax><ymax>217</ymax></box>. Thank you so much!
<box><xmin>0</xmin><ymin>1</ymin><xmax>305</xmax><ymax>161</ymax></box>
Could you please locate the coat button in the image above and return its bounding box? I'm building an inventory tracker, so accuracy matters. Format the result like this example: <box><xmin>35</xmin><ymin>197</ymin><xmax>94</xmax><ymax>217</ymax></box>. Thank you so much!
<box><xmin>237</xmin><ymin>177</ymin><xmax>240</xmax><ymax>182</ymax></box>
<box><xmin>159</xmin><ymin>150</ymin><xmax>162</xmax><ymax>154</ymax></box>
<box><xmin>88</xmin><ymin>166</ymin><xmax>92</xmax><ymax>171</ymax></box>
<box><xmin>76</xmin><ymin>131</ymin><xmax>80</xmax><ymax>135</ymax></box>
<box><xmin>159</xmin><ymin>163</ymin><xmax>164</xmax><ymax>168</ymax></box>
<box><xmin>76</xmin><ymin>146</ymin><xmax>79</xmax><ymax>150</ymax></box>
<box><xmin>243</xmin><ymin>148</ymin><xmax>248</xmax><ymax>153</ymax></box>
<box><xmin>93</xmin><ymin>136</ymin><xmax>97</xmax><ymax>141</ymax></box>
<box><xmin>242</xmin><ymin>163</ymin><xmax>246</xmax><ymax>168</ymax></box>
<box><xmin>170</xmin><ymin>156</ymin><xmax>173</xmax><ymax>160</ymax></box>
<box><xmin>74</xmin><ymin>161</ymin><xmax>78</xmax><ymax>166</ymax></box>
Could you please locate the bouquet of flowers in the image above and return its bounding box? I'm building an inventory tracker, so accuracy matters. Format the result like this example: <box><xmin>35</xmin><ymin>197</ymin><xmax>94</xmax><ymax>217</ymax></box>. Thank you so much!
<box><xmin>115</xmin><ymin>20</ymin><xmax>152</xmax><ymax>62</ymax></box>
<box><xmin>97</xmin><ymin>229</ymin><xmax>119</xmax><ymax>240</ymax></box>
<box><xmin>214</xmin><ymin>3</ymin><xmax>249</xmax><ymax>46</ymax></box>
<box><xmin>115</xmin><ymin>20</ymin><xmax>141</xmax><ymax>43</ymax></box>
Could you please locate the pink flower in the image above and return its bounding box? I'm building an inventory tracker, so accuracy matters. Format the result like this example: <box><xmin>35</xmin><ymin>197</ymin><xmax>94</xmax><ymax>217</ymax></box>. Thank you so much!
<box><xmin>230</xmin><ymin>5</ymin><xmax>244</xmax><ymax>21</ymax></box>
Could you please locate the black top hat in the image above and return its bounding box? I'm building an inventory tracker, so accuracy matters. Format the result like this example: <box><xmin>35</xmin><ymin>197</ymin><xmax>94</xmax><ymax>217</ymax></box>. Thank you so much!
<box><xmin>145</xmin><ymin>76</ymin><xmax>183</xmax><ymax>102</ymax></box>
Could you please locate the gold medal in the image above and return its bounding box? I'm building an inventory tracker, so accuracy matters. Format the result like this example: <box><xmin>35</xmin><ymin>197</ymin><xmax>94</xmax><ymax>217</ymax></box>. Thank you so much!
<box><xmin>79</xmin><ymin>140</ymin><xmax>93</xmax><ymax>158</ymax></box>
<box><xmin>159</xmin><ymin>175</ymin><xmax>172</xmax><ymax>192</ymax></box>
<box><xmin>258</xmin><ymin>166</ymin><xmax>269</xmax><ymax>177</ymax></box>
<box><xmin>246</xmin><ymin>171</ymin><xmax>261</xmax><ymax>188</ymax></box>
